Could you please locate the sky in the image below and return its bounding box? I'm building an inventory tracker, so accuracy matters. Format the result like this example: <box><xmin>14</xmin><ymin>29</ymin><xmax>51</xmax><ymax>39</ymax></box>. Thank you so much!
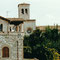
<box><xmin>0</xmin><ymin>0</ymin><xmax>60</xmax><ymax>26</ymax></box>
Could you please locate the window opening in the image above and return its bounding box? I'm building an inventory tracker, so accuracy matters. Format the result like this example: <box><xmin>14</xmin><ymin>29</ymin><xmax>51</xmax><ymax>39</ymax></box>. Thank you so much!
<box><xmin>25</xmin><ymin>9</ymin><xmax>28</xmax><ymax>14</ymax></box>
<box><xmin>2</xmin><ymin>47</ymin><xmax>9</xmax><ymax>57</ymax></box>
<box><xmin>0</xmin><ymin>24</ymin><xmax>3</xmax><ymax>31</ymax></box>
<box><xmin>21</xmin><ymin>9</ymin><xmax>24</xmax><ymax>14</ymax></box>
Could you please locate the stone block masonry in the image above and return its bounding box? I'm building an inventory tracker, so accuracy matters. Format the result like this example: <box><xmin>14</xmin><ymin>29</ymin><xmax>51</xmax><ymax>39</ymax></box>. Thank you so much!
<box><xmin>0</xmin><ymin>33</ymin><xmax>23</xmax><ymax>60</ymax></box>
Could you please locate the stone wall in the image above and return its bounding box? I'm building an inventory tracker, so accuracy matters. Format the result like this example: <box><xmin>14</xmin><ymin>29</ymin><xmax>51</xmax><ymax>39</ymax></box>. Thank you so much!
<box><xmin>0</xmin><ymin>33</ymin><xmax>23</xmax><ymax>60</ymax></box>
<box><xmin>24</xmin><ymin>21</ymin><xmax>36</xmax><ymax>35</ymax></box>
<box><xmin>18</xmin><ymin>4</ymin><xmax>30</xmax><ymax>20</ymax></box>
<box><xmin>0</xmin><ymin>19</ymin><xmax>9</xmax><ymax>33</ymax></box>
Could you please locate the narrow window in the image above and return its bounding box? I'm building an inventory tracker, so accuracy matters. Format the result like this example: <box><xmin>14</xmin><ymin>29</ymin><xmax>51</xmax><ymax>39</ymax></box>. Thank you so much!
<box><xmin>0</xmin><ymin>24</ymin><xmax>3</xmax><ymax>31</ymax></box>
<box><xmin>21</xmin><ymin>9</ymin><xmax>24</xmax><ymax>14</ymax></box>
<box><xmin>25</xmin><ymin>9</ymin><xmax>28</xmax><ymax>14</ymax></box>
<box><xmin>2</xmin><ymin>47</ymin><xmax>9</xmax><ymax>57</ymax></box>
<box><xmin>10</xmin><ymin>27</ymin><xmax>11</xmax><ymax>32</ymax></box>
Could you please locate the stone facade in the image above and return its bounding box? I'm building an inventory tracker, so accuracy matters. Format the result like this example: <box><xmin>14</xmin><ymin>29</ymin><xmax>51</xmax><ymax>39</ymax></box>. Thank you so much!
<box><xmin>0</xmin><ymin>19</ymin><xmax>9</xmax><ymax>33</ymax></box>
<box><xmin>18</xmin><ymin>3</ymin><xmax>30</xmax><ymax>20</ymax></box>
<box><xmin>24</xmin><ymin>20</ymin><xmax>36</xmax><ymax>35</ymax></box>
<box><xmin>0</xmin><ymin>33</ymin><xmax>23</xmax><ymax>60</ymax></box>
<box><xmin>0</xmin><ymin>3</ymin><xmax>36</xmax><ymax>60</ymax></box>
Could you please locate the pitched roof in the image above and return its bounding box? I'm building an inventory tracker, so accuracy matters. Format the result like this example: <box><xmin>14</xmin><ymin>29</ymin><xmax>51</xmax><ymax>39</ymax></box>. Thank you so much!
<box><xmin>7</xmin><ymin>18</ymin><xmax>24</xmax><ymax>22</ymax></box>
<box><xmin>0</xmin><ymin>16</ymin><xmax>35</xmax><ymax>24</ymax></box>
<box><xmin>0</xmin><ymin>16</ymin><xmax>10</xmax><ymax>22</ymax></box>
<box><xmin>8</xmin><ymin>18</ymin><xmax>35</xmax><ymax>22</ymax></box>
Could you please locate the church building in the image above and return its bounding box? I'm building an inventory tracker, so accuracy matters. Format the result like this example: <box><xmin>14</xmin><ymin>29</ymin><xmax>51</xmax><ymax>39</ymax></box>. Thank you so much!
<box><xmin>0</xmin><ymin>3</ymin><xmax>60</xmax><ymax>60</ymax></box>
<box><xmin>0</xmin><ymin>3</ymin><xmax>36</xmax><ymax>60</ymax></box>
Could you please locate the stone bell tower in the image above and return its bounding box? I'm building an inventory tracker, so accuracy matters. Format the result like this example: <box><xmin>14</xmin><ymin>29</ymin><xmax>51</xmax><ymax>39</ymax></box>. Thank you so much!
<box><xmin>18</xmin><ymin>3</ymin><xmax>30</xmax><ymax>20</ymax></box>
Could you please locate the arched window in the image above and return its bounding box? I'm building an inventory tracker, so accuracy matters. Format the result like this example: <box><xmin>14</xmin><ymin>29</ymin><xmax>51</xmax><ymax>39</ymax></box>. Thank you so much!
<box><xmin>25</xmin><ymin>9</ymin><xmax>28</xmax><ymax>14</ymax></box>
<box><xmin>21</xmin><ymin>9</ymin><xmax>24</xmax><ymax>14</ymax></box>
<box><xmin>2</xmin><ymin>47</ymin><xmax>9</xmax><ymax>57</ymax></box>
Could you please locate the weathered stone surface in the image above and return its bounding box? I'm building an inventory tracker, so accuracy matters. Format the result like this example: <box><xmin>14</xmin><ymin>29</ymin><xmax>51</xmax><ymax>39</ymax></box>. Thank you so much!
<box><xmin>0</xmin><ymin>34</ymin><xmax>23</xmax><ymax>60</ymax></box>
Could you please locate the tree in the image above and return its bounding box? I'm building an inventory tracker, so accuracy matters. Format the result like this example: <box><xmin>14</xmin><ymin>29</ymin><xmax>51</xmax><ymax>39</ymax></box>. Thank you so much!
<box><xmin>24</xmin><ymin>29</ymin><xmax>53</xmax><ymax>60</ymax></box>
<box><xmin>43</xmin><ymin>27</ymin><xmax>59</xmax><ymax>41</ymax></box>
<box><xmin>43</xmin><ymin>27</ymin><xmax>60</xmax><ymax>54</ymax></box>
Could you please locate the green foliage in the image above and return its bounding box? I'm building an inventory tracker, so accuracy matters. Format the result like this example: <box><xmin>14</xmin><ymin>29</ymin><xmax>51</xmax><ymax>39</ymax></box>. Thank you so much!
<box><xmin>44</xmin><ymin>27</ymin><xmax>59</xmax><ymax>41</ymax></box>
<box><xmin>24</xmin><ymin>28</ymin><xmax>60</xmax><ymax>60</ymax></box>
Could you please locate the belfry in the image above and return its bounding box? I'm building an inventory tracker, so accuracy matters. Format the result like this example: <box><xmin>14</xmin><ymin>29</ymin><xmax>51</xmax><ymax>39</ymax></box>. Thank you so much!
<box><xmin>0</xmin><ymin>3</ymin><xmax>36</xmax><ymax>60</ymax></box>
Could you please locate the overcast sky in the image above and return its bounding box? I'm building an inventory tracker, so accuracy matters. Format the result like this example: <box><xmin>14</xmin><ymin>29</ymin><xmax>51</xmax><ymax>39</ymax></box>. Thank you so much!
<box><xmin>0</xmin><ymin>0</ymin><xmax>60</xmax><ymax>26</ymax></box>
